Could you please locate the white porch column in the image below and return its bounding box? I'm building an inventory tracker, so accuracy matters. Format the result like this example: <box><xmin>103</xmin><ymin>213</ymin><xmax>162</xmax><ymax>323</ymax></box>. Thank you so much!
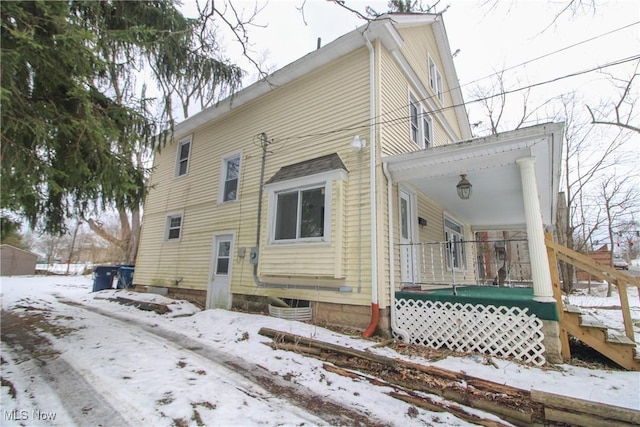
<box><xmin>516</xmin><ymin>157</ymin><xmax>555</xmax><ymax>302</ymax></box>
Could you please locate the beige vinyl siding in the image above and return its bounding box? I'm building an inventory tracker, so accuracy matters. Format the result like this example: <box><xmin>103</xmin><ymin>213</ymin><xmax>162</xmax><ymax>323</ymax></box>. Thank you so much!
<box><xmin>378</xmin><ymin>44</ymin><xmax>451</xmax><ymax>156</ymax></box>
<box><xmin>396</xmin><ymin>26</ymin><xmax>463</xmax><ymax>139</ymax></box>
<box><xmin>135</xmin><ymin>47</ymin><xmax>375</xmax><ymax>307</ymax></box>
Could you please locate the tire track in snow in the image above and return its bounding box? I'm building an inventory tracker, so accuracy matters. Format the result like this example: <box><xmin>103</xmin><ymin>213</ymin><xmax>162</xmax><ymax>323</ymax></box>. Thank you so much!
<box><xmin>1</xmin><ymin>309</ymin><xmax>132</xmax><ymax>427</ymax></box>
<box><xmin>56</xmin><ymin>297</ymin><xmax>387</xmax><ymax>426</ymax></box>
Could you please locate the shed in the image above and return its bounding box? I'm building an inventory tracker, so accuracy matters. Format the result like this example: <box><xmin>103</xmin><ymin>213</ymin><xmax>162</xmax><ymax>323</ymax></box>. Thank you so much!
<box><xmin>1</xmin><ymin>244</ymin><xmax>38</xmax><ymax>276</ymax></box>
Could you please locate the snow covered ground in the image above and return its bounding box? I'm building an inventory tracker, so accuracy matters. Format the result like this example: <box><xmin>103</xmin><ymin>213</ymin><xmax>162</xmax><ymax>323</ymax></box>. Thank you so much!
<box><xmin>1</xmin><ymin>275</ymin><xmax>639</xmax><ymax>426</ymax></box>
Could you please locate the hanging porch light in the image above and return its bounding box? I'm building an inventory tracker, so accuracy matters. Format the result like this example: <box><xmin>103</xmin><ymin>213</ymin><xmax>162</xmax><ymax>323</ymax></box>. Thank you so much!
<box><xmin>456</xmin><ymin>174</ymin><xmax>472</xmax><ymax>200</ymax></box>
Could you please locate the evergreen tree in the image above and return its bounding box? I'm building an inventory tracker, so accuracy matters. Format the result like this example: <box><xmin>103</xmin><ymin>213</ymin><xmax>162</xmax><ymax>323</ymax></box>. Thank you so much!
<box><xmin>1</xmin><ymin>1</ymin><xmax>242</xmax><ymax>254</ymax></box>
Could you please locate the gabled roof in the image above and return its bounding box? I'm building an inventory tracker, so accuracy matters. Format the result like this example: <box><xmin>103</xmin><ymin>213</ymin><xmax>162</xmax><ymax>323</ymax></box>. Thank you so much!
<box><xmin>265</xmin><ymin>153</ymin><xmax>347</xmax><ymax>185</ymax></box>
<box><xmin>173</xmin><ymin>13</ymin><xmax>471</xmax><ymax>140</ymax></box>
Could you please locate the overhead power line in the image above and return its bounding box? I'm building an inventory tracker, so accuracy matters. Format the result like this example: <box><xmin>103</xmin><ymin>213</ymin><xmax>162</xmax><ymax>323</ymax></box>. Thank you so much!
<box><xmin>273</xmin><ymin>54</ymin><xmax>640</xmax><ymax>147</ymax></box>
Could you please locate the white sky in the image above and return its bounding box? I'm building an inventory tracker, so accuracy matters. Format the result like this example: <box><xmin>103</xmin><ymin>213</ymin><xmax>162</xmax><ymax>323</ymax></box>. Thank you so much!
<box><xmin>1</xmin><ymin>274</ymin><xmax>639</xmax><ymax>426</ymax></box>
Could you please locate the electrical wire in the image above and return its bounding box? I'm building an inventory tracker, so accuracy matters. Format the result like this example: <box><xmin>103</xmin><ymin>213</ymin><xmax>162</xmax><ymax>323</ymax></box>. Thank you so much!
<box><xmin>271</xmin><ymin>21</ymin><xmax>640</xmax><ymax>147</ymax></box>
<box><xmin>271</xmin><ymin>54</ymin><xmax>640</xmax><ymax>149</ymax></box>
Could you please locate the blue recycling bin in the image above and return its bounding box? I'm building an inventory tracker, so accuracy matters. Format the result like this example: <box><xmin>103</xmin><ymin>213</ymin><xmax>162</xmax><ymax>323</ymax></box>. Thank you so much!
<box><xmin>92</xmin><ymin>265</ymin><xmax>119</xmax><ymax>292</ymax></box>
<box><xmin>117</xmin><ymin>265</ymin><xmax>135</xmax><ymax>289</ymax></box>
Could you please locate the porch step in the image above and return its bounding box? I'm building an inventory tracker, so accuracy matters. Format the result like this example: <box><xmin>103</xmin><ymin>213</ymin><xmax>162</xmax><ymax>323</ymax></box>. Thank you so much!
<box><xmin>561</xmin><ymin>305</ymin><xmax>640</xmax><ymax>371</ymax></box>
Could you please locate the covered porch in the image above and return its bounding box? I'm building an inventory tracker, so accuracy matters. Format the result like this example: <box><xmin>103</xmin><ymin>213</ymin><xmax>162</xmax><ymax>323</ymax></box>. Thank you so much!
<box><xmin>382</xmin><ymin>123</ymin><xmax>564</xmax><ymax>365</ymax></box>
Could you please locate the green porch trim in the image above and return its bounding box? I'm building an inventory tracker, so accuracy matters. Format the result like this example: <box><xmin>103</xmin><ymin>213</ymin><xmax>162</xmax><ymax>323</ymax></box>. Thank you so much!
<box><xmin>395</xmin><ymin>286</ymin><xmax>559</xmax><ymax>321</ymax></box>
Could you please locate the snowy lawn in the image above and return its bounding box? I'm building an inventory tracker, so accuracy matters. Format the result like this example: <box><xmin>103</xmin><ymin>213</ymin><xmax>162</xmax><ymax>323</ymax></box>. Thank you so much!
<box><xmin>1</xmin><ymin>275</ymin><xmax>639</xmax><ymax>427</ymax></box>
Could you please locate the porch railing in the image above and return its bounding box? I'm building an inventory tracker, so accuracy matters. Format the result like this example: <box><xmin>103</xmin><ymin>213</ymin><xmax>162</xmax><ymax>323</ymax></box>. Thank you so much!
<box><xmin>398</xmin><ymin>238</ymin><xmax>532</xmax><ymax>290</ymax></box>
<box><xmin>545</xmin><ymin>233</ymin><xmax>640</xmax><ymax>343</ymax></box>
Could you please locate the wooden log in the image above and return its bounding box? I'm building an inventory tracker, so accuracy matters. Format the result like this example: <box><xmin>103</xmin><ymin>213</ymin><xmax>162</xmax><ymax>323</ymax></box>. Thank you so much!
<box><xmin>389</xmin><ymin>391</ymin><xmax>511</xmax><ymax>427</ymax></box>
<box><xmin>465</xmin><ymin>378</ymin><xmax>530</xmax><ymax>398</ymax></box>
<box><xmin>544</xmin><ymin>407</ymin><xmax>636</xmax><ymax>427</ymax></box>
<box><xmin>531</xmin><ymin>389</ymin><xmax>640</xmax><ymax>424</ymax></box>
<box><xmin>259</xmin><ymin>327</ymin><xmax>397</xmax><ymax>367</ymax></box>
<box><xmin>265</xmin><ymin>342</ymin><xmax>322</xmax><ymax>355</ymax></box>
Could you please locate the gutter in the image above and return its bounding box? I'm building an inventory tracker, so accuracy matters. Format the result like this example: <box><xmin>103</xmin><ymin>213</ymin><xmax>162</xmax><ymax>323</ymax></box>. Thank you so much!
<box><xmin>362</xmin><ymin>33</ymin><xmax>379</xmax><ymax>338</ymax></box>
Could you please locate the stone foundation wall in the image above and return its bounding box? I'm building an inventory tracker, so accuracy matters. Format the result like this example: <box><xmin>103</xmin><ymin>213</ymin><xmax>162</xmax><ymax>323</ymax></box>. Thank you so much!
<box><xmin>541</xmin><ymin>319</ymin><xmax>563</xmax><ymax>364</ymax></box>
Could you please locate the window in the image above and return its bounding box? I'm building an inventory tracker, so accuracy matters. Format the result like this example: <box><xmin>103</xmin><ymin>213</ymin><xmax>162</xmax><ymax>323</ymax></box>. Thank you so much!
<box><xmin>422</xmin><ymin>109</ymin><xmax>432</xmax><ymax>148</ymax></box>
<box><xmin>428</xmin><ymin>55</ymin><xmax>443</xmax><ymax>102</ymax></box>
<box><xmin>265</xmin><ymin>154</ymin><xmax>346</xmax><ymax>245</ymax></box>
<box><xmin>274</xmin><ymin>186</ymin><xmax>325</xmax><ymax>241</ymax></box>
<box><xmin>165</xmin><ymin>213</ymin><xmax>183</xmax><ymax>241</ymax></box>
<box><xmin>410</xmin><ymin>95</ymin><xmax>420</xmax><ymax>144</ymax></box>
<box><xmin>175</xmin><ymin>136</ymin><xmax>192</xmax><ymax>177</ymax></box>
<box><xmin>409</xmin><ymin>93</ymin><xmax>433</xmax><ymax>149</ymax></box>
<box><xmin>221</xmin><ymin>153</ymin><xmax>241</xmax><ymax>202</ymax></box>
<box><xmin>444</xmin><ymin>217</ymin><xmax>465</xmax><ymax>270</ymax></box>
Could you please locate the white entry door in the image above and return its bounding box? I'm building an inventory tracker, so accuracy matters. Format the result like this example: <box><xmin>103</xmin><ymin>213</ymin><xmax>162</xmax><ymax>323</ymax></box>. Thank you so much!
<box><xmin>399</xmin><ymin>189</ymin><xmax>416</xmax><ymax>285</ymax></box>
<box><xmin>207</xmin><ymin>234</ymin><xmax>234</xmax><ymax>309</ymax></box>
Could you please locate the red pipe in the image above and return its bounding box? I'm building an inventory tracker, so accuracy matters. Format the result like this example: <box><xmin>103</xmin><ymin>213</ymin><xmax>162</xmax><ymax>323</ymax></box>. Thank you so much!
<box><xmin>362</xmin><ymin>303</ymin><xmax>379</xmax><ymax>338</ymax></box>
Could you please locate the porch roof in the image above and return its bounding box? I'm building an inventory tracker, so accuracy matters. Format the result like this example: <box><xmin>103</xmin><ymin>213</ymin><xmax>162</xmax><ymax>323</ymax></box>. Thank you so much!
<box><xmin>383</xmin><ymin>123</ymin><xmax>564</xmax><ymax>230</ymax></box>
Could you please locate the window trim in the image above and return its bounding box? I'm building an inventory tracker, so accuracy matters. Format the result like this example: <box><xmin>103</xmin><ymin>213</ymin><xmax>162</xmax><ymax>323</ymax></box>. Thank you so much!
<box><xmin>428</xmin><ymin>54</ymin><xmax>443</xmax><ymax>102</ymax></box>
<box><xmin>443</xmin><ymin>214</ymin><xmax>466</xmax><ymax>271</ymax></box>
<box><xmin>165</xmin><ymin>212</ymin><xmax>184</xmax><ymax>242</ymax></box>
<box><xmin>265</xmin><ymin>169</ymin><xmax>346</xmax><ymax>245</ymax></box>
<box><xmin>174</xmin><ymin>135</ymin><xmax>192</xmax><ymax>177</ymax></box>
<box><xmin>219</xmin><ymin>151</ymin><xmax>242</xmax><ymax>203</ymax></box>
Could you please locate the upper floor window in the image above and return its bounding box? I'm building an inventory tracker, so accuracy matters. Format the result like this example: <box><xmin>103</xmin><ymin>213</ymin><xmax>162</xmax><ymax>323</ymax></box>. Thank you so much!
<box><xmin>409</xmin><ymin>93</ymin><xmax>433</xmax><ymax>149</ymax></box>
<box><xmin>165</xmin><ymin>213</ymin><xmax>183</xmax><ymax>241</ymax></box>
<box><xmin>175</xmin><ymin>136</ymin><xmax>192</xmax><ymax>177</ymax></box>
<box><xmin>221</xmin><ymin>153</ymin><xmax>241</xmax><ymax>202</ymax></box>
<box><xmin>428</xmin><ymin>55</ymin><xmax>443</xmax><ymax>102</ymax></box>
<box><xmin>422</xmin><ymin>111</ymin><xmax>433</xmax><ymax>148</ymax></box>
<box><xmin>444</xmin><ymin>216</ymin><xmax>465</xmax><ymax>270</ymax></box>
<box><xmin>410</xmin><ymin>95</ymin><xmax>420</xmax><ymax>144</ymax></box>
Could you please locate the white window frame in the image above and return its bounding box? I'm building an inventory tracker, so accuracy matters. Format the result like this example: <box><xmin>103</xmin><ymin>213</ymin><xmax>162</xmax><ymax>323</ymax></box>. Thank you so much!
<box><xmin>444</xmin><ymin>215</ymin><xmax>466</xmax><ymax>271</ymax></box>
<box><xmin>409</xmin><ymin>92</ymin><xmax>433</xmax><ymax>149</ymax></box>
<box><xmin>428</xmin><ymin>55</ymin><xmax>443</xmax><ymax>102</ymax></box>
<box><xmin>422</xmin><ymin>108</ymin><xmax>433</xmax><ymax>148</ymax></box>
<box><xmin>219</xmin><ymin>151</ymin><xmax>242</xmax><ymax>203</ymax></box>
<box><xmin>165</xmin><ymin>212</ymin><xmax>184</xmax><ymax>241</ymax></box>
<box><xmin>409</xmin><ymin>94</ymin><xmax>420</xmax><ymax>144</ymax></box>
<box><xmin>265</xmin><ymin>169</ymin><xmax>346</xmax><ymax>245</ymax></box>
<box><xmin>174</xmin><ymin>135</ymin><xmax>192</xmax><ymax>177</ymax></box>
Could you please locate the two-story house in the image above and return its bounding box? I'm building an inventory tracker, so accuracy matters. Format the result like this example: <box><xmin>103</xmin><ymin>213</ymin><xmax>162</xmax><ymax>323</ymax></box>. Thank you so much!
<box><xmin>135</xmin><ymin>13</ymin><xmax>566</xmax><ymax>366</ymax></box>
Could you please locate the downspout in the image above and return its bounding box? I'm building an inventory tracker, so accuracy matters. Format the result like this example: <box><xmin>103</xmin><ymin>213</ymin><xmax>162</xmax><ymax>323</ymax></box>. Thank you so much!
<box><xmin>383</xmin><ymin>163</ymin><xmax>409</xmax><ymax>341</ymax></box>
<box><xmin>362</xmin><ymin>33</ymin><xmax>379</xmax><ymax>338</ymax></box>
<box><xmin>252</xmin><ymin>132</ymin><xmax>352</xmax><ymax>293</ymax></box>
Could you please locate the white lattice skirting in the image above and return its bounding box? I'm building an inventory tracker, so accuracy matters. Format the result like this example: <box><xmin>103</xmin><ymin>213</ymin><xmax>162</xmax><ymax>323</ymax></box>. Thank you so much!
<box><xmin>394</xmin><ymin>298</ymin><xmax>546</xmax><ymax>366</ymax></box>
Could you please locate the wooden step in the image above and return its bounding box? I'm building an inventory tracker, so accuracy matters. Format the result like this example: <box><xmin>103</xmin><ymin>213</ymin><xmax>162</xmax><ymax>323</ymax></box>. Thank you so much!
<box><xmin>564</xmin><ymin>304</ymin><xmax>582</xmax><ymax>314</ymax></box>
<box><xmin>606</xmin><ymin>333</ymin><xmax>636</xmax><ymax>347</ymax></box>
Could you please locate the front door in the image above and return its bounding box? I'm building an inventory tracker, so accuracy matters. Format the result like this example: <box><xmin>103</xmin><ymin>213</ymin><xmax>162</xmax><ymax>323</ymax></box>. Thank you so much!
<box><xmin>399</xmin><ymin>189</ymin><xmax>416</xmax><ymax>285</ymax></box>
<box><xmin>207</xmin><ymin>234</ymin><xmax>234</xmax><ymax>309</ymax></box>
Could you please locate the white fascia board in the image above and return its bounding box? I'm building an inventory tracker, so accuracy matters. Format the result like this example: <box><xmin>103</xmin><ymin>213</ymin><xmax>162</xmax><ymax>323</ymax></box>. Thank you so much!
<box><xmin>432</xmin><ymin>18</ymin><xmax>472</xmax><ymax>140</ymax></box>
<box><xmin>384</xmin><ymin>122</ymin><xmax>564</xmax><ymax>178</ymax></box>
